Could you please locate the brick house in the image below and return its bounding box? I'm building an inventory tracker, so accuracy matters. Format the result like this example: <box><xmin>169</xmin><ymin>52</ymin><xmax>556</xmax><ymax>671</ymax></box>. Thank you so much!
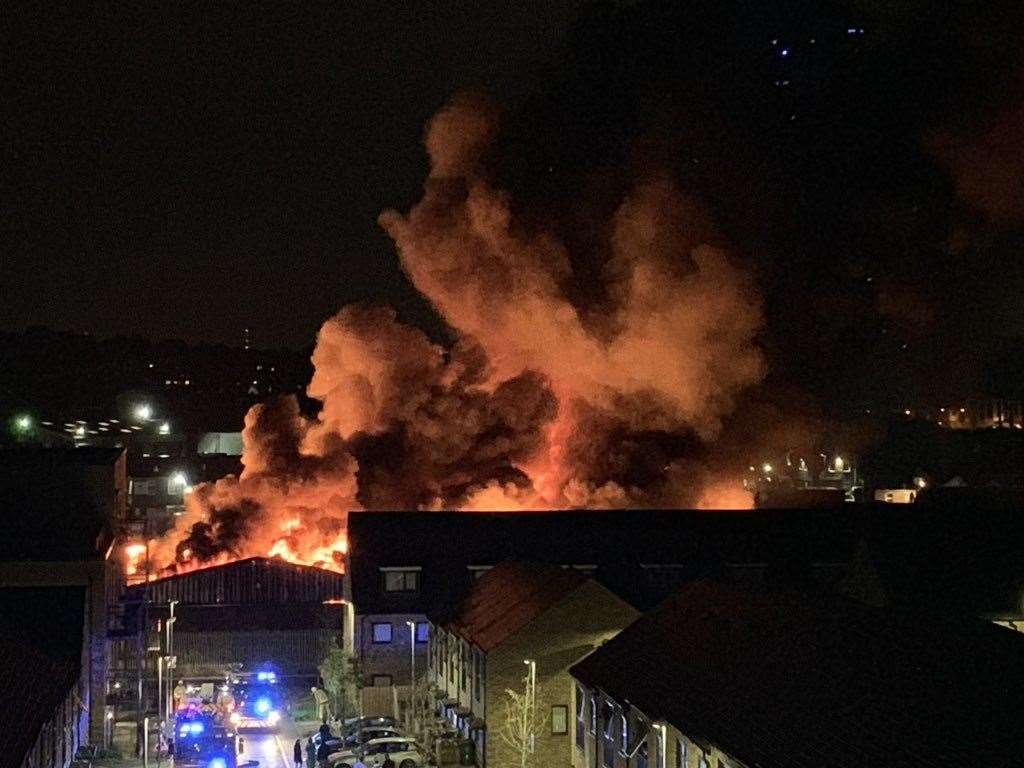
<box><xmin>346</xmin><ymin>507</ymin><xmax>860</xmax><ymax>711</ymax></box>
<box><xmin>427</xmin><ymin>562</ymin><xmax>640</xmax><ymax>767</ymax></box>
<box><xmin>570</xmin><ymin>580</ymin><xmax>1024</xmax><ymax>768</ymax></box>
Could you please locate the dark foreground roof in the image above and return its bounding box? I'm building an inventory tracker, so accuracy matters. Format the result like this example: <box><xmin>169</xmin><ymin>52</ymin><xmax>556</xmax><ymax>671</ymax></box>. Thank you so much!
<box><xmin>571</xmin><ymin>581</ymin><xmax>1024</xmax><ymax>767</ymax></box>
<box><xmin>0</xmin><ymin>587</ymin><xmax>86</xmax><ymax>660</ymax></box>
<box><xmin>0</xmin><ymin>629</ymin><xmax>81</xmax><ymax>768</ymax></box>
<box><xmin>439</xmin><ymin>562</ymin><xmax>587</xmax><ymax>650</ymax></box>
<box><xmin>348</xmin><ymin>508</ymin><xmax>859</xmax><ymax>614</ymax></box>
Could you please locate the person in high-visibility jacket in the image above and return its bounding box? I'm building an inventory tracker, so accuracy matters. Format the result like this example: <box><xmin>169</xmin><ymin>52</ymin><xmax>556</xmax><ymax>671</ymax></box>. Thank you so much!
<box><xmin>311</xmin><ymin>687</ymin><xmax>330</xmax><ymax>722</ymax></box>
<box><xmin>173</xmin><ymin>681</ymin><xmax>187</xmax><ymax>711</ymax></box>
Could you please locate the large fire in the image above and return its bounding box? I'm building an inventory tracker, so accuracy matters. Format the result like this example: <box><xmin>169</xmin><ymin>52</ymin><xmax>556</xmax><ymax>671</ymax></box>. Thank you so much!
<box><xmin>141</xmin><ymin>93</ymin><xmax>764</xmax><ymax>576</ymax></box>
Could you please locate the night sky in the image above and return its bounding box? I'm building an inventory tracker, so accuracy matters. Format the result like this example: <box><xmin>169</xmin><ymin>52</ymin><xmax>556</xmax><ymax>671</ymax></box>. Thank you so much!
<box><xmin>4</xmin><ymin>0</ymin><xmax>1023</xmax><ymax>412</ymax></box>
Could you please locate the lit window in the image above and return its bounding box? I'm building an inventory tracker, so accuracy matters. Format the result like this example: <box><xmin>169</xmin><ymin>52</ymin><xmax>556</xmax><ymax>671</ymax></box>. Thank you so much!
<box><xmin>676</xmin><ymin>739</ymin><xmax>687</xmax><ymax>767</ymax></box>
<box><xmin>372</xmin><ymin>623</ymin><xmax>392</xmax><ymax>644</ymax></box>
<box><xmin>382</xmin><ymin>568</ymin><xmax>420</xmax><ymax>592</ymax></box>
<box><xmin>416</xmin><ymin>622</ymin><xmax>429</xmax><ymax>643</ymax></box>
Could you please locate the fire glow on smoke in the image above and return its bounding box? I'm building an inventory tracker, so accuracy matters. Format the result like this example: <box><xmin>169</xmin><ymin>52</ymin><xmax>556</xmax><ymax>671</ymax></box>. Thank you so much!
<box><xmin>143</xmin><ymin>94</ymin><xmax>765</xmax><ymax>575</ymax></box>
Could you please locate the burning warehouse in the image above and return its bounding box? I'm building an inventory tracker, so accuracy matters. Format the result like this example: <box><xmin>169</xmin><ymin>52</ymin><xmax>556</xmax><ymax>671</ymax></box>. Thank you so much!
<box><xmin>110</xmin><ymin>557</ymin><xmax>347</xmax><ymax>704</ymax></box>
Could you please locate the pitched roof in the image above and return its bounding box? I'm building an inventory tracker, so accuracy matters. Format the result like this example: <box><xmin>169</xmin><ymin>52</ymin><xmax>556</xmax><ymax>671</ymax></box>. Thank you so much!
<box><xmin>439</xmin><ymin>562</ymin><xmax>587</xmax><ymax>650</ymax></box>
<box><xmin>570</xmin><ymin>581</ymin><xmax>1024</xmax><ymax>767</ymax></box>
<box><xmin>0</xmin><ymin>633</ymin><xmax>81</xmax><ymax>768</ymax></box>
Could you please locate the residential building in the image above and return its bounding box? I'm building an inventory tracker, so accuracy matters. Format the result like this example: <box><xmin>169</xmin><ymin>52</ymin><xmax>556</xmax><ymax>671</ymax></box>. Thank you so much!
<box><xmin>0</xmin><ymin>448</ymin><xmax>123</xmax><ymax>747</ymax></box>
<box><xmin>345</xmin><ymin>507</ymin><xmax>859</xmax><ymax>704</ymax></box>
<box><xmin>0</xmin><ymin>631</ymin><xmax>87</xmax><ymax>768</ymax></box>
<box><xmin>428</xmin><ymin>562</ymin><xmax>639</xmax><ymax>767</ymax></box>
<box><xmin>570</xmin><ymin>581</ymin><xmax>1024</xmax><ymax>767</ymax></box>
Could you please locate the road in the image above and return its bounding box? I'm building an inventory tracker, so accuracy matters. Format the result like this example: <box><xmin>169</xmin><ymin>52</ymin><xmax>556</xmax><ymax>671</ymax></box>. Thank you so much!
<box><xmin>239</xmin><ymin>732</ymin><xmax>293</xmax><ymax>768</ymax></box>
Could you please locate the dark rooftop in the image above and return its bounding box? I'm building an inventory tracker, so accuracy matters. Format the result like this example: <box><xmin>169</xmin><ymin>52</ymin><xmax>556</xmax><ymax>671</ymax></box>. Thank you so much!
<box><xmin>437</xmin><ymin>562</ymin><xmax>587</xmax><ymax>650</ymax></box>
<box><xmin>571</xmin><ymin>581</ymin><xmax>1024</xmax><ymax>767</ymax></box>
<box><xmin>0</xmin><ymin>634</ymin><xmax>80</xmax><ymax>768</ymax></box>
<box><xmin>0</xmin><ymin>587</ymin><xmax>87</xmax><ymax>660</ymax></box>
<box><xmin>348</xmin><ymin>508</ymin><xmax>861</xmax><ymax>615</ymax></box>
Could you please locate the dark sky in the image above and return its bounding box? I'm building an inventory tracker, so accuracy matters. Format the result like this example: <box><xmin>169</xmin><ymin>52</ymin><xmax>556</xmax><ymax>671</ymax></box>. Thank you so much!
<box><xmin>4</xmin><ymin>0</ymin><xmax>1023</xmax><ymax>410</ymax></box>
<box><xmin>3</xmin><ymin>1</ymin><xmax>585</xmax><ymax>348</ymax></box>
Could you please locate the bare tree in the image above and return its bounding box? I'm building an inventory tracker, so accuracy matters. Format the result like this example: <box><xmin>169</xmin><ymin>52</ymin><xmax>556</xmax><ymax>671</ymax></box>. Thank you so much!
<box><xmin>497</xmin><ymin>687</ymin><xmax>545</xmax><ymax>768</ymax></box>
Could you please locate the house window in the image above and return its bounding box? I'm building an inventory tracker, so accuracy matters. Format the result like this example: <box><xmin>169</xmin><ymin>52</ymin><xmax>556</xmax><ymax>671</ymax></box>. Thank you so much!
<box><xmin>676</xmin><ymin>738</ymin><xmax>687</xmax><ymax>767</ymax></box>
<box><xmin>575</xmin><ymin>687</ymin><xmax>585</xmax><ymax>749</ymax></box>
<box><xmin>551</xmin><ymin>705</ymin><xmax>569</xmax><ymax>735</ymax></box>
<box><xmin>467</xmin><ymin>565</ymin><xmax>493</xmax><ymax>580</ymax></box>
<box><xmin>372</xmin><ymin>622</ymin><xmax>393</xmax><ymax>643</ymax></box>
<box><xmin>416</xmin><ymin>622</ymin><xmax>429</xmax><ymax>643</ymax></box>
<box><xmin>449</xmin><ymin>638</ymin><xmax>456</xmax><ymax>683</ymax></box>
<box><xmin>636</xmin><ymin>742</ymin><xmax>649</xmax><ymax>768</ymax></box>
<box><xmin>473</xmin><ymin>651</ymin><xmax>482</xmax><ymax>701</ymax></box>
<box><xmin>620</xmin><ymin>713</ymin><xmax>629</xmax><ymax>755</ymax></box>
<box><xmin>371</xmin><ymin>674</ymin><xmax>392</xmax><ymax>687</ymax></box>
<box><xmin>460</xmin><ymin>643</ymin><xmax>469</xmax><ymax>690</ymax></box>
<box><xmin>589</xmin><ymin>696</ymin><xmax>597</xmax><ymax>735</ymax></box>
<box><xmin>381</xmin><ymin>568</ymin><xmax>420</xmax><ymax>592</ymax></box>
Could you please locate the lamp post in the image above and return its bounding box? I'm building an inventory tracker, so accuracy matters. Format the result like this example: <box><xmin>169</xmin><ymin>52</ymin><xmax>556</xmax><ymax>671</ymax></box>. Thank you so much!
<box><xmin>406</xmin><ymin>620</ymin><xmax>416</xmax><ymax>729</ymax></box>
<box><xmin>523</xmin><ymin>659</ymin><xmax>536</xmax><ymax>765</ymax></box>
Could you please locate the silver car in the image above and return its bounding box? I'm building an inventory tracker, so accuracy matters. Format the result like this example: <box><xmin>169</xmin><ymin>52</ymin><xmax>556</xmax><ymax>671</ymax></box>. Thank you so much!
<box><xmin>335</xmin><ymin>736</ymin><xmax>428</xmax><ymax>768</ymax></box>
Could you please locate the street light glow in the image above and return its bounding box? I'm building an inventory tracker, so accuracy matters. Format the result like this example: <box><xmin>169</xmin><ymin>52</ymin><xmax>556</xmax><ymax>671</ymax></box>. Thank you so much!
<box><xmin>159</xmin><ymin>422</ymin><xmax>170</xmax><ymax>435</ymax></box>
<box><xmin>135</xmin><ymin>404</ymin><xmax>152</xmax><ymax>421</ymax></box>
<box><xmin>833</xmin><ymin>456</ymin><xmax>845</xmax><ymax>471</ymax></box>
<box><xmin>762</xmin><ymin>463</ymin><xmax>773</xmax><ymax>474</ymax></box>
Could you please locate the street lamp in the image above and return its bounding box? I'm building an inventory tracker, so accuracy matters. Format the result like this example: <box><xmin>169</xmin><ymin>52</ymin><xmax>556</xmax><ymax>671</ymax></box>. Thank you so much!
<box><xmin>523</xmin><ymin>659</ymin><xmax>537</xmax><ymax>761</ymax></box>
<box><xmin>135</xmin><ymin>404</ymin><xmax>153</xmax><ymax>421</ymax></box>
<box><xmin>406</xmin><ymin>620</ymin><xmax>417</xmax><ymax>730</ymax></box>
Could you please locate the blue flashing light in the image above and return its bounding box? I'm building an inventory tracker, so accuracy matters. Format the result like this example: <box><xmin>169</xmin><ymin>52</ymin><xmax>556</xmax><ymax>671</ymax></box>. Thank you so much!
<box><xmin>256</xmin><ymin>671</ymin><xmax>277</xmax><ymax>683</ymax></box>
<box><xmin>178</xmin><ymin>722</ymin><xmax>206</xmax><ymax>737</ymax></box>
<box><xmin>254</xmin><ymin>697</ymin><xmax>271</xmax><ymax>716</ymax></box>
<box><xmin>209</xmin><ymin>758</ymin><xmax>227</xmax><ymax>768</ymax></box>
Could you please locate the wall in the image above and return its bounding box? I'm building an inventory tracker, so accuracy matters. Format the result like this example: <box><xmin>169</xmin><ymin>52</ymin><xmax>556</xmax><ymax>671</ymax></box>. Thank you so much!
<box><xmin>485</xmin><ymin>581</ymin><xmax>640</xmax><ymax>768</ymax></box>
<box><xmin>0</xmin><ymin>558</ymin><xmax>110</xmax><ymax>745</ymax></box>
<box><xmin>571</xmin><ymin>690</ymin><xmax>744</xmax><ymax>768</ymax></box>
<box><xmin>356</xmin><ymin>613</ymin><xmax>429</xmax><ymax>688</ymax></box>
<box><xmin>19</xmin><ymin>672</ymin><xmax>86</xmax><ymax>768</ymax></box>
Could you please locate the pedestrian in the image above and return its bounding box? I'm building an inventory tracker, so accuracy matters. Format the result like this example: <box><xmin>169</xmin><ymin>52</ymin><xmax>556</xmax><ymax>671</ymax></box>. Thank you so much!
<box><xmin>316</xmin><ymin>738</ymin><xmax>330</xmax><ymax>768</ymax></box>
<box><xmin>293</xmin><ymin>739</ymin><xmax>303</xmax><ymax>768</ymax></box>
<box><xmin>306</xmin><ymin>737</ymin><xmax>317</xmax><ymax>768</ymax></box>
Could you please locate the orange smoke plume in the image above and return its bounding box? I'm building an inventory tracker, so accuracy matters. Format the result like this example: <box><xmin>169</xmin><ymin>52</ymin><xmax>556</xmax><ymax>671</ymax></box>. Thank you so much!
<box><xmin>147</xmin><ymin>93</ymin><xmax>763</xmax><ymax>573</ymax></box>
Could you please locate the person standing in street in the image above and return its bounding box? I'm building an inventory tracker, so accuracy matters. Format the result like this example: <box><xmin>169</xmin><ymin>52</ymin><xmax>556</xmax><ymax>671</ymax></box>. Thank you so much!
<box><xmin>293</xmin><ymin>739</ymin><xmax>303</xmax><ymax>768</ymax></box>
<box><xmin>316</xmin><ymin>738</ymin><xmax>330</xmax><ymax>768</ymax></box>
<box><xmin>306</xmin><ymin>736</ymin><xmax>317</xmax><ymax>768</ymax></box>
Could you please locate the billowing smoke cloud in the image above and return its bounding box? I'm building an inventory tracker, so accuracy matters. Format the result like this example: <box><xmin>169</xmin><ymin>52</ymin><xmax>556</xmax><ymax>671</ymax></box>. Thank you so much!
<box><xmin>152</xmin><ymin>94</ymin><xmax>765</xmax><ymax>571</ymax></box>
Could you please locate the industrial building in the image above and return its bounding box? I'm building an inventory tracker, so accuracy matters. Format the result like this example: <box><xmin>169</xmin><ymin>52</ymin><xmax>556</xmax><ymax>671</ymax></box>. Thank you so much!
<box><xmin>111</xmin><ymin>557</ymin><xmax>348</xmax><ymax>722</ymax></box>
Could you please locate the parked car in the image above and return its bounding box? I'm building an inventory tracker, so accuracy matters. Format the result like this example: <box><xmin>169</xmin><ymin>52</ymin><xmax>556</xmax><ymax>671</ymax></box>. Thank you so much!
<box><xmin>329</xmin><ymin>737</ymin><xmax>427</xmax><ymax>768</ymax></box>
<box><xmin>342</xmin><ymin>716</ymin><xmax>398</xmax><ymax>735</ymax></box>
<box><xmin>326</xmin><ymin>728</ymin><xmax>403</xmax><ymax>759</ymax></box>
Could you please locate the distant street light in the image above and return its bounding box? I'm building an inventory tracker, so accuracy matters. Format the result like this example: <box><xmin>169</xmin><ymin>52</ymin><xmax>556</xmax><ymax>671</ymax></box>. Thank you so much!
<box><xmin>762</xmin><ymin>463</ymin><xmax>773</xmax><ymax>474</ymax></box>
<box><xmin>135</xmin><ymin>404</ymin><xmax>153</xmax><ymax>421</ymax></box>
<box><xmin>14</xmin><ymin>414</ymin><xmax>32</xmax><ymax>431</ymax></box>
<box><xmin>158</xmin><ymin>422</ymin><xmax>170</xmax><ymax>435</ymax></box>
<box><xmin>833</xmin><ymin>456</ymin><xmax>845</xmax><ymax>472</ymax></box>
